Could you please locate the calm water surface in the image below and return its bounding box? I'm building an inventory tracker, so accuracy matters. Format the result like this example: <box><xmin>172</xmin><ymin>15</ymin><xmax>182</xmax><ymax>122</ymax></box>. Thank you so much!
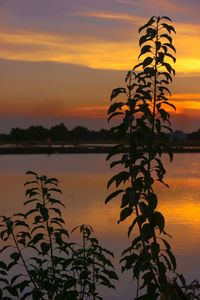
<box><xmin>0</xmin><ymin>153</ymin><xmax>200</xmax><ymax>299</ymax></box>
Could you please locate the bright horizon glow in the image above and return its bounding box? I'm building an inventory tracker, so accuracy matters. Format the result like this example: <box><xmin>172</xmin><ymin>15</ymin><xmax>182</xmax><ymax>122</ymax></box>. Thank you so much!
<box><xmin>0</xmin><ymin>1</ymin><xmax>200</xmax><ymax>132</ymax></box>
<box><xmin>0</xmin><ymin>94</ymin><xmax>199</xmax><ymax>120</ymax></box>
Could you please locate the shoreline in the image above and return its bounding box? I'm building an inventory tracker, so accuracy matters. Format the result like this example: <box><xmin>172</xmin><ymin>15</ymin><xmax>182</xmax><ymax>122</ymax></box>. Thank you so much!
<box><xmin>0</xmin><ymin>146</ymin><xmax>200</xmax><ymax>154</ymax></box>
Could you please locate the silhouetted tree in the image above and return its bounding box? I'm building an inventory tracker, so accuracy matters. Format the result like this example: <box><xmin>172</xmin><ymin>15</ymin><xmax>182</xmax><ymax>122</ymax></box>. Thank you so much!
<box><xmin>28</xmin><ymin>126</ymin><xmax>49</xmax><ymax>141</ymax></box>
<box><xmin>10</xmin><ymin>127</ymin><xmax>29</xmax><ymax>141</ymax></box>
<box><xmin>70</xmin><ymin>126</ymin><xmax>90</xmax><ymax>140</ymax></box>
<box><xmin>50</xmin><ymin>123</ymin><xmax>68</xmax><ymax>141</ymax></box>
<box><xmin>188</xmin><ymin>129</ymin><xmax>200</xmax><ymax>140</ymax></box>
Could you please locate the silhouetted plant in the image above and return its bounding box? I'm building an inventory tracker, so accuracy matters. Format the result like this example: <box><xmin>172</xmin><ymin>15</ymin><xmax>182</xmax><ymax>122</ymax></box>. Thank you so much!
<box><xmin>71</xmin><ymin>225</ymin><xmax>118</xmax><ymax>299</ymax></box>
<box><xmin>0</xmin><ymin>171</ymin><xmax>118</xmax><ymax>299</ymax></box>
<box><xmin>106</xmin><ymin>15</ymin><xmax>190</xmax><ymax>299</ymax></box>
<box><xmin>1</xmin><ymin>15</ymin><xmax>200</xmax><ymax>300</ymax></box>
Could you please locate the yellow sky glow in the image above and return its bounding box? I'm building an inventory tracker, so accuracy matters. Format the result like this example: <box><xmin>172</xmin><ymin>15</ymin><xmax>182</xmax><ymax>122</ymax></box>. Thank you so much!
<box><xmin>0</xmin><ymin>18</ymin><xmax>200</xmax><ymax>73</ymax></box>
<box><xmin>68</xmin><ymin>93</ymin><xmax>200</xmax><ymax>118</ymax></box>
<box><xmin>172</xmin><ymin>94</ymin><xmax>200</xmax><ymax>114</ymax></box>
<box><xmin>0</xmin><ymin>11</ymin><xmax>200</xmax><ymax>130</ymax></box>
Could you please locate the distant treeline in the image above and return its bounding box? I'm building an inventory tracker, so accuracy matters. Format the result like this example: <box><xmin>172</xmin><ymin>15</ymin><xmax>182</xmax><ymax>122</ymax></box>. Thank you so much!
<box><xmin>0</xmin><ymin>123</ymin><xmax>200</xmax><ymax>143</ymax></box>
<box><xmin>0</xmin><ymin>123</ymin><xmax>115</xmax><ymax>142</ymax></box>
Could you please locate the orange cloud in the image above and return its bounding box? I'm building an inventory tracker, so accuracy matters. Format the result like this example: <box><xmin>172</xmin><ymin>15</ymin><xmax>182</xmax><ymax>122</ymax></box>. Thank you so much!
<box><xmin>0</xmin><ymin>29</ymin><xmax>138</xmax><ymax>70</ymax></box>
<box><xmin>0</xmin><ymin>17</ymin><xmax>199</xmax><ymax>73</ymax></box>
<box><xmin>0</xmin><ymin>93</ymin><xmax>199</xmax><ymax>120</ymax></box>
<box><xmin>172</xmin><ymin>94</ymin><xmax>200</xmax><ymax>114</ymax></box>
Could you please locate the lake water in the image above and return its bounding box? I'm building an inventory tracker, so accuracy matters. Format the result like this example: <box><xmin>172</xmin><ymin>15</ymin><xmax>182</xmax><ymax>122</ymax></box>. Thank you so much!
<box><xmin>0</xmin><ymin>153</ymin><xmax>200</xmax><ymax>299</ymax></box>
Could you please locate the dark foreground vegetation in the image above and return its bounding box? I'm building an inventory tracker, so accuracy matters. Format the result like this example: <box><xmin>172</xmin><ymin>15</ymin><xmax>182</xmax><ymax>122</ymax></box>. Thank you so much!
<box><xmin>0</xmin><ymin>172</ymin><xmax>118</xmax><ymax>299</ymax></box>
<box><xmin>1</xmin><ymin>16</ymin><xmax>200</xmax><ymax>299</ymax></box>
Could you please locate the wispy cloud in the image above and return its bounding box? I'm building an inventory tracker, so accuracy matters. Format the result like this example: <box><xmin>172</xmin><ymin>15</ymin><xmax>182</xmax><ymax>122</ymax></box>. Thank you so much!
<box><xmin>67</xmin><ymin>93</ymin><xmax>200</xmax><ymax>118</ymax></box>
<box><xmin>73</xmin><ymin>11</ymin><xmax>144</xmax><ymax>24</ymax></box>
<box><xmin>172</xmin><ymin>94</ymin><xmax>200</xmax><ymax>114</ymax></box>
<box><xmin>2</xmin><ymin>93</ymin><xmax>199</xmax><ymax>117</ymax></box>
<box><xmin>0</xmin><ymin>16</ymin><xmax>200</xmax><ymax>73</ymax></box>
<box><xmin>0</xmin><ymin>29</ymin><xmax>139</xmax><ymax>70</ymax></box>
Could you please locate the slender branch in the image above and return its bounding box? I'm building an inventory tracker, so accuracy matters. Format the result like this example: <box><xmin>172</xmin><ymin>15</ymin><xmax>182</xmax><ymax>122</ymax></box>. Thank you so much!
<box><xmin>11</xmin><ymin>231</ymin><xmax>38</xmax><ymax>290</ymax></box>
<box><xmin>41</xmin><ymin>180</ymin><xmax>58</xmax><ymax>298</ymax></box>
<box><xmin>80</xmin><ymin>227</ymin><xmax>87</xmax><ymax>300</ymax></box>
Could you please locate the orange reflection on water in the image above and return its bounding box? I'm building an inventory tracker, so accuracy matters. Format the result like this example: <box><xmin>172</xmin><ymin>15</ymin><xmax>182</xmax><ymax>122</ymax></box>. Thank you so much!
<box><xmin>59</xmin><ymin>171</ymin><xmax>200</xmax><ymax>257</ymax></box>
<box><xmin>156</xmin><ymin>177</ymin><xmax>200</xmax><ymax>254</ymax></box>
<box><xmin>60</xmin><ymin>172</ymin><xmax>128</xmax><ymax>237</ymax></box>
<box><xmin>1</xmin><ymin>155</ymin><xmax>200</xmax><ymax>257</ymax></box>
<box><xmin>1</xmin><ymin>154</ymin><xmax>200</xmax><ymax>299</ymax></box>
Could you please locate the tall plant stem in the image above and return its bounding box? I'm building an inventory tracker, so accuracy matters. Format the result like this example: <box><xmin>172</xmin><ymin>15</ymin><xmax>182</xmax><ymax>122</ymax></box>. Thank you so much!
<box><xmin>128</xmin><ymin>73</ymin><xmax>146</xmax><ymax>251</ymax></box>
<box><xmin>128</xmin><ymin>74</ymin><xmax>161</xmax><ymax>291</ymax></box>
<box><xmin>146</xmin><ymin>18</ymin><xmax>167</xmax><ymax>290</ymax></box>
<box><xmin>41</xmin><ymin>180</ymin><xmax>58</xmax><ymax>298</ymax></box>
<box><xmin>92</xmin><ymin>251</ymin><xmax>96</xmax><ymax>300</ymax></box>
<box><xmin>80</xmin><ymin>228</ymin><xmax>87</xmax><ymax>300</ymax></box>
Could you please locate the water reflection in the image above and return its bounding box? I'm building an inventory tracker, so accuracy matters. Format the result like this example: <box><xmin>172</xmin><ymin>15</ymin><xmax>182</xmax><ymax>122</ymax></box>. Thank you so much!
<box><xmin>0</xmin><ymin>154</ymin><xmax>200</xmax><ymax>298</ymax></box>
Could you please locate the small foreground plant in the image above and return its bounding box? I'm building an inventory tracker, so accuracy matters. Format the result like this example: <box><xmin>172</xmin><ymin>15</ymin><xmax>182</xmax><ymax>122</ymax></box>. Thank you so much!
<box><xmin>0</xmin><ymin>171</ymin><xmax>118</xmax><ymax>299</ymax></box>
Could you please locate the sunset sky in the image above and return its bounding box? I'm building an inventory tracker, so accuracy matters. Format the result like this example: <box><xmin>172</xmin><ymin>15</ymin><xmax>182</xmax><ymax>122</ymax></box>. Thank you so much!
<box><xmin>0</xmin><ymin>0</ymin><xmax>200</xmax><ymax>133</ymax></box>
